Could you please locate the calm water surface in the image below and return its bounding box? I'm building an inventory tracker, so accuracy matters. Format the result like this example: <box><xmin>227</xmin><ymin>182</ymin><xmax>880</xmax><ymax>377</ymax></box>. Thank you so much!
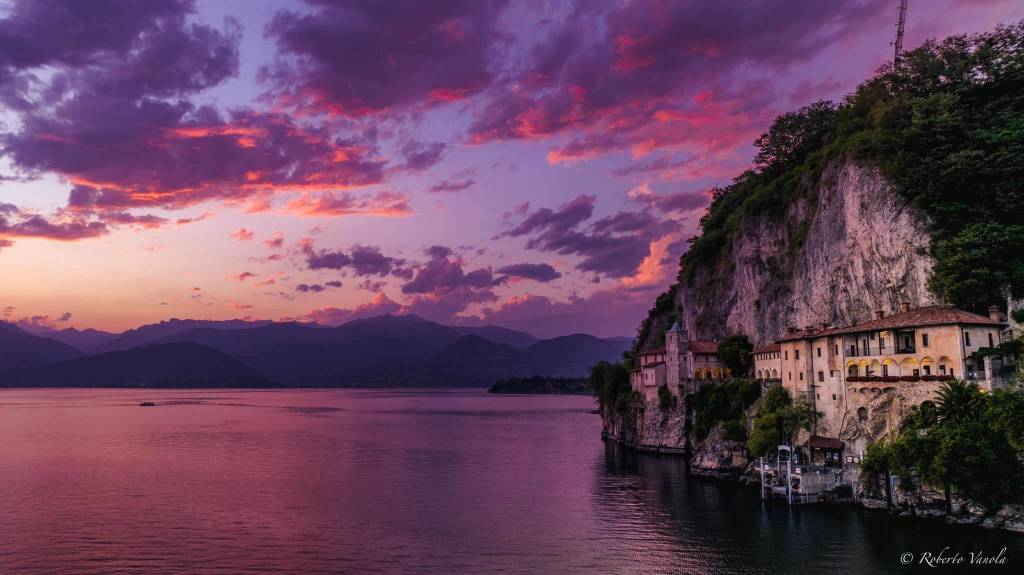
<box><xmin>1</xmin><ymin>389</ymin><xmax>1021</xmax><ymax>574</ymax></box>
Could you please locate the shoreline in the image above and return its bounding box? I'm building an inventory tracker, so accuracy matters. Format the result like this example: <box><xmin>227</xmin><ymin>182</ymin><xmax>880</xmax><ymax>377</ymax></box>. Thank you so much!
<box><xmin>601</xmin><ymin>433</ymin><xmax>1024</xmax><ymax>534</ymax></box>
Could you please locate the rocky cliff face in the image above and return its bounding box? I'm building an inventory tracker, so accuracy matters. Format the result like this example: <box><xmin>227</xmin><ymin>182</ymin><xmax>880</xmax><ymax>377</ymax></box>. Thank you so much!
<box><xmin>677</xmin><ymin>160</ymin><xmax>936</xmax><ymax>344</ymax></box>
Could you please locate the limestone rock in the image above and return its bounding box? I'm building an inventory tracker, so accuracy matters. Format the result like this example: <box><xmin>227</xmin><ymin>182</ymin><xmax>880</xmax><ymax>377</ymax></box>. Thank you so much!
<box><xmin>675</xmin><ymin>160</ymin><xmax>935</xmax><ymax>344</ymax></box>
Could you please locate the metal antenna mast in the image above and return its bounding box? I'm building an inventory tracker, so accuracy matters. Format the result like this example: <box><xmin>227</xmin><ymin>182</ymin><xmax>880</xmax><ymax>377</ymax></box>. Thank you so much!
<box><xmin>893</xmin><ymin>0</ymin><xmax>909</xmax><ymax>66</ymax></box>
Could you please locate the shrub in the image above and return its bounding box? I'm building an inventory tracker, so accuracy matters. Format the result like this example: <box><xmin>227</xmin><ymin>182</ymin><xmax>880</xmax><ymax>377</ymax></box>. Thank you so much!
<box><xmin>717</xmin><ymin>334</ymin><xmax>754</xmax><ymax>377</ymax></box>
<box><xmin>658</xmin><ymin>384</ymin><xmax>675</xmax><ymax>411</ymax></box>
<box><xmin>588</xmin><ymin>361</ymin><xmax>633</xmax><ymax>414</ymax></box>
<box><xmin>691</xmin><ymin>379</ymin><xmax>762</xmax><ymax>441</ymax></box>
<box><xmin>747</xmin><ymin>386</ymin><xmax>821</xmax><ymax>457</ymax></box>
<box><xmin>860</xmin><ymin>381</ymin><xmax>1024</xmax><ymax>509</ymax></box>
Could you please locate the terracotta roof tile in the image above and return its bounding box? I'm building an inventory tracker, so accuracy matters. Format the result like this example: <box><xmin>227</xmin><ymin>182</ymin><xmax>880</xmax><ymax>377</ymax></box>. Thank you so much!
<box><xmin>806</xmin><ymin>435</ymin><xmax>845</xmax><ymax>450</ymax></box>
<box><xmin>640</xmin><ymin>347</ymin><xmax>666</xmax><ymax>355</ymax></box>
<box><xmin>777</xmin><ymin>305</ymin><xmax>1002</xmax><ymax>342</ymax></box>
<box><xmin>687</xmin><ymin>341</ymin><xmax>719</xmax><ymax>353</ymax></box>
<box><xmin>753</xmin><ymin>343</ymin><xmax>781</xmax><ymax>354</ymax></box>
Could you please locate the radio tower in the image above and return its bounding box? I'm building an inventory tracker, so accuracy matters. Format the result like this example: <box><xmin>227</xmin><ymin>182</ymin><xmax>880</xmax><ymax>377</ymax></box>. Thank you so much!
<box><xmin>893</xmin><ymin>0</ymin><xmax>909</xmax><ymax>66</ymax></box>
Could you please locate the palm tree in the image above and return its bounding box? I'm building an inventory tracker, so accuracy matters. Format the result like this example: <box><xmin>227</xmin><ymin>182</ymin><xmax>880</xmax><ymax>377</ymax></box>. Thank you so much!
<box><xmin>934</xmin><ymin>380</ymin><xmax>982</xmax><ymax>423</ymax></box>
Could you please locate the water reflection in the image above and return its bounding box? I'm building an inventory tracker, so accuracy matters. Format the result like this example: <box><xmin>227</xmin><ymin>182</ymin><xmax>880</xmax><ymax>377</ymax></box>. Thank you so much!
<box><xmin>0</xmin><ymin>389</ymin><xmax>1019</xmax><ymax>574</ymax></box>
<box><xmin>596</xmin><ymin>441</ymin><xmax>1023</xmax><ymax>574</ymax></box>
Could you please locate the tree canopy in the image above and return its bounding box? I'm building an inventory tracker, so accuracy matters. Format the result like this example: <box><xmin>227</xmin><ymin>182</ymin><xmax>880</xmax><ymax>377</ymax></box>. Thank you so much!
<box><xmin>717</xmin><ymin>334</ymin><xmax>754</xmax><ymax>377</ymax></box>
<box><xmin>678</xmin><ymin>22</ymin><xmax>1024</xmax><ymax>313</ymax></box>
<box><xmin>861</xmin><ymin>380</ymin><xmax>1024</xmax><ymax>510</ymax></box>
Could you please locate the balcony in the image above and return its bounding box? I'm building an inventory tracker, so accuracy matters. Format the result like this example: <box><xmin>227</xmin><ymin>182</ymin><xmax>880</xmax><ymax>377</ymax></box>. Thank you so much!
<box><xmin>846</xmin><ymin>374</ymin><xmax>953</xmax><ymax>383</ymax></box>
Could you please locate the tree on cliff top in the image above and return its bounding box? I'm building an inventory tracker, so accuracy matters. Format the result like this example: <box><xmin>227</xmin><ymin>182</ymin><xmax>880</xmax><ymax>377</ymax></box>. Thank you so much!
<box><xmin>753</xmin><ymin>101</ymin><xmax>836</xmax><ymax>173</ymax></box>
<box><xmin>717</xmin><ymin>335</ymin><xmax>754</xmax><ymax>377</ymax></box>
<box><xmin>676</xmin><ymin>22</ymin><xmax>1024</xmax><ymax>313</ymax></box>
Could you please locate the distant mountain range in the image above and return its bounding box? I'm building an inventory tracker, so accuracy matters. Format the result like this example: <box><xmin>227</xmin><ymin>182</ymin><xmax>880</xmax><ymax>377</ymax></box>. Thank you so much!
<box><xmin>0</xmin><ymin>315</ymin><xmax>630</xmax><ymax>388</ymax></box>
<box><xmin>9</xmin><ymin>342</ymin><xmax>277</xmax><ymax>388</ymax></box>
<box><xmin>0</xmin><ymin>322</ymin><xmax>81</xmax><ymax>373</ymax></box>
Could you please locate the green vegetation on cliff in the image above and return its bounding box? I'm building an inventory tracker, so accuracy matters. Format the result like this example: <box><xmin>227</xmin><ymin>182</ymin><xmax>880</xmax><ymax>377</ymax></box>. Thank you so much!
<box><xmin>677</xmin><ymin>23</ymin><xmax>1024</xmax><ymax>314</ymax></box>
<box><xmin>861</xmin><ymin>380</ymin><xmax>1024</xmax><ymax>510</ymax></box>
<box><xmin>690</xmin><ymin>379</ymin><xmax>761</xmax><ymax>442</ymax></box>
<box><xmin>588</xmin><ymin>360</ymin><xmax>635</xmax><ymax>414</ymax></box>
<box><xmin>717</xmin><ymin>335</ymin><xmax>754</xmax><ymax>377</ymax></box>
<box><xmin>746</xmin><ymin>386</ymin><xmax>819</xmax><ymax>457</ymax></box>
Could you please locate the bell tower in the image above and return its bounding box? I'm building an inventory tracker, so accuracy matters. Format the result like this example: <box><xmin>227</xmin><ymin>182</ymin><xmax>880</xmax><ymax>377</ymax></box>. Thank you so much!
<box><xmin>666</xmin><ymin>321</ymin><xmax>685</xmax><ymax>395</ymax></box>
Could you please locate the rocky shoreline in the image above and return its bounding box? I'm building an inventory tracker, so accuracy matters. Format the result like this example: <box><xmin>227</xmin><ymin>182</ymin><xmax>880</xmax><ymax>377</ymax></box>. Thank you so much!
<box><xmin>601</xmin><ymin>404</ymin><xmax>1024</xmax><ymax>534</ymax></box>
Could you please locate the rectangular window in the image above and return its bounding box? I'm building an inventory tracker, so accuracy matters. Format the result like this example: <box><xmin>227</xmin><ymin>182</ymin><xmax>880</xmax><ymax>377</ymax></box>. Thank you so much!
<box><xmin>850</xmin><ymin>345</ymin><xmax>856</xmax><ymax>356</ymax></box>
<box><xmin>989</xmin><ymin>333</ymin><xmax>994</xmax><ymax>347</ymax></box>
<box><xmin>924</xmin><ymin>365</ymin><xmax>931</xmax><ymax>375</ymax></box>
<box><xmin>922</xmin><ymin>333</ymin><xmax>929</xmax><ymax>347</ymax></box>
<box><xmin>795</xmin><ymin>349</ymin><xmax>800</xmax><ymax>360</ymax></box>
<box><xmin>816</xmin><ymin>347</ymin><xmax>821</xmax><ymax>358</ymax></box>
<box><xmin>965</xmin><ymin>332</ymin><xmax>971</xmax><ymax>346</ymax></box>
<box><xmin>870</xmin><ymin>332</ymin><xmax>876</xmax><ymax>341</ymax></box>
<box><xmin>799</xmin><ymin>372</ymin><xmax>803</xmax><ymax>381</ymax></box>
<box><xmin>818</xmin><ymin>371</ymin><xmax>824</xmax><ymax>382</ymax></box>
<box><xmin>785</xmin><ymin>351</ymin><xmax>788</xmax><ymax>360</ymax></box>
<box><xmin>816</xmin><ymin>393</ymin><xmax>820</xmax><ymax>400</ymax></box>
<box><xmin>832</xmin><ymin>394</ymin><xmax>837</xmax><ymax>401</ymax></box>
<box><xmin>879</xmin><ymin>337</ymin><xmax>885</xmax><ymax>350</ymax></box>
<box><xmin>940</xmin><ymin>365</ymin><xmax>947</xmax><ymax>375</ymax></box>
<box><xmin>834</xmin><ymin>345</ymin><xmax>839</xmax><ymax>356</ymax></box>
<box><xmin>882</xmin><ymin>364</ymin><xmax>889</xmax><ymax>376</ymax></box>
<box><xmin>788</xmin><ymin>372</ymin><xmax>792</xmax><ymax>381</ymax></box>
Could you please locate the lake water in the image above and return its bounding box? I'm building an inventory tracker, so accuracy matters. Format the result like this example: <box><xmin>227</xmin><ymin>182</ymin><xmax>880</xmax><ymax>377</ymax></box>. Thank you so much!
<box><xmin>1</xmin><ymin>389</ymin><xmax>1021</xmax><ymax>574</ymax></box>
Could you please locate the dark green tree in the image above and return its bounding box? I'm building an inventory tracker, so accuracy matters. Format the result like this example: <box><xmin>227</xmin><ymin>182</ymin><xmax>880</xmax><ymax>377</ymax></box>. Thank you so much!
<box><xmin>754</xmin><ymin>100</ymin><xmax>837</xmax><ymax>171</ymax></box>
<box><xmin>588</xmin><ymin>361</ymin><xmax>633</xmax><ymax>414</ymax></box>
<box><xmin>717</xmin><ymin>334</ymin><xmax>754</xmax><ymax>377</ymax></box>
<box><xmin>860</xmin><ymin>381</ymin><xmax>1024</xmax><ymax>510</ymax></box>
<box><xmin>930</xmin><ymin>224</ymin><xmax>1024</xmax><ymax>312</ymax></box>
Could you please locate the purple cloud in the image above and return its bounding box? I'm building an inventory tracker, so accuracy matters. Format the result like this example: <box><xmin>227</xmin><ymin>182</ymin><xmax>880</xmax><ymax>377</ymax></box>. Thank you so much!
<box><xmin>399</xmin><ymin>140</ymin><xmax>447</xmax><ymax>171</ymax></box>
<box><xmin>429</xmin><ymin>177</ymin><xmax>476</xmax><ymax>194</ymax></box>
<box><xmin>263</xmin><ymin>0</ymin><xmax>508</xmax><ymax>116</ymax></box>
<box><xmin>300</xmin><ymin>240</ymin><xmax>402</xmax><ymax>277</ymax></box>
<box><xmin>398</xmin><ymin>245</ymin><xmax>500</xmax><ymax>321</ymax></box>
<box><xmin>500</xmin><ymin>194</ymin><xmax>674</xmax><ymax>278</ymax></box>
<box><xmin>495</xmin><ymin>263</ymin><xmax>562</xmax><ymax>283</ymax></box>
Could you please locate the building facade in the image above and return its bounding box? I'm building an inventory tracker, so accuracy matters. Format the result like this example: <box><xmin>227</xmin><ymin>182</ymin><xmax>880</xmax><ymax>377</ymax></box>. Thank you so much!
<box><xmin>630</xmin><ymin>347</ymin><xmax>667</xmax><ymax>402</ymax></box>
<box><xmin>632</xmin><ymin>323</ymin><xmax>729</xmax><ymax>402</ymax></box>
<box><xmin>775</xmin><ymin>304</ymin><xmax>1008</xmax><ymax>448</ymax></box>
<box><xmin>753</xmin><ymin>343</ymin><xmax>781</xmax><ymax>380</ymax></box>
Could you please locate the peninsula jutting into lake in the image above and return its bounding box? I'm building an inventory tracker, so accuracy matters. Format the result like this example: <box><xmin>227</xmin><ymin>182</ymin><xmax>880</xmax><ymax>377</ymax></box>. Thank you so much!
<box><xmin>2</xmin><ymin>0</ymin><xmax>1023</xmax><ymax>572</ymax></box>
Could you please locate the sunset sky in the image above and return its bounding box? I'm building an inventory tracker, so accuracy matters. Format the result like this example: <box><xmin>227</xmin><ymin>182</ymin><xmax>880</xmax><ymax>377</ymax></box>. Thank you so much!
<box><xmin>1</xmin><ymin>0</ymin><xmax>1022</xmax><ymax>338</ymax></box>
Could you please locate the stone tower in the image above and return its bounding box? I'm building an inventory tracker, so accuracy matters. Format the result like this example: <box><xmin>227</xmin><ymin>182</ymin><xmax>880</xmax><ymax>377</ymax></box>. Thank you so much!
<box><xmin>666</xmin><ymin>321</ymin><xmax>684</xmax><ymax>396</ymax></box>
